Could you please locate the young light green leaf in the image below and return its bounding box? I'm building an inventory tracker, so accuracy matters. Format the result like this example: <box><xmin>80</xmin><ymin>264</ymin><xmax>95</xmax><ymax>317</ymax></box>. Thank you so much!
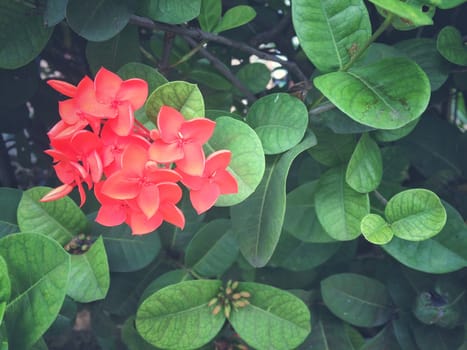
<box><xmin>185</xmin><ymin>219</ymin><xmax>239</xmax><ymax>277</ymax></box>
<box><xmin>0</xmin><ymin>233</ymin><xmax>70</xmax><ymax>349</ymax></box>
<box><xmin>198</xmin><ymin>0</ymin><xmax>222</xmax><ymax>32</ymax></box>
<box><xmin>136</xmin><ymin>280</ymin><xmax>224</xmax><ymax>350</ymax></box>
<box><xmin>361</xmin><ymin>213</ymin><xmax>394</xmax><ymax>245</ymax></box>
<box><xmin>141</xmin><ymin>0</ymin><xmax>201</xmax><ymax>24</ymax></box>
<box><xmin>214</xmin><ymin>5</ymin><xmax>256</xmax><ymax>33</ymax></box>
<box><xmin>346</xmin><ymin>133</ymin><xmax>383</xmax><ymax>193</ymax></box>
<box><xmin>229</xmin><ymin>282</ymin><xmax>311</xmax><ymax>350</ymax></box>
<box><xmin>146</xmin><ymin>81</ymin><xmax>205</xmax><ymax>121</ymax></box>
<box><xmin>231</xmin><ymin>133</ymin><xmax>317</xmax><ymax>267</ymax></box>
<box><xmin>236</xmin><ymin>62</ymin><xmax>270</xmax><ymax>94</ymax></box>
<box><xmin>292</xmin><ymin>0</ymin><xmax>371</xmax><ymax>72</ymax></box>
<box><xmin>67</xmin><ymin>236</ymin><xmax>110</xmax><ymax>303</ymax></box>
<box><xmin>314</xmin><ymin>57</ymin><xmax>431</xmax><ymax>129</ymax></box>
<box><xmin>204</xmin><ymin>117</ymin><xmax>266</xmax><ymax>206</ymax></box>
<box><xmin>17</xmin><ymin>187</ymin><xmax>88</xmax><ymax>246</ymax></box>
<box><xmin>385</xmin><ymin>189</ymin><xmax>447</xmax><ymax>241</ymax></box>
<box><xmin>246</xmin><ymin>93</ymin><xmax>309</xmax><ymax>154</ymax></box>
<box><xmin>369</xmin><ymin>0</ymin><xmax>434</xmax><ymax>28</ymax></box>
<box><xmin>321</xmin><ymin>273</ymin><xmax>393</xmax><ymax>327</ymax></box>
<box><xmin>314</xmin><ymin>166</ymin><xmax>370</xmax><ymax>240</ymax></box>
<box><xmin>437</xmin><ymin>26</ymin><xmax>467</xmax><ymax>66</ymax></box>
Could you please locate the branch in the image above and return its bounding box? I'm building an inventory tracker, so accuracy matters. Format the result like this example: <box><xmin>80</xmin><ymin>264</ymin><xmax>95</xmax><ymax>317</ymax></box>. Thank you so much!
<box><xmin>249</xmin><ymin>12</ymin><xmax>292</xmax><ymax>47</ymax></box>
<box><xmin>159</xmin><ymin>31</ymin><xmax>175</xmax><ymax>73</ymax></box>
<box><xmin>309</xmin><ymin>102</ymin><xmax>335</xmax><ymax>116</ymax></box>
<box><xmin>129</xmin><ymin>15</ymin><xmax>309</xmax><ymax>84</ymax></box>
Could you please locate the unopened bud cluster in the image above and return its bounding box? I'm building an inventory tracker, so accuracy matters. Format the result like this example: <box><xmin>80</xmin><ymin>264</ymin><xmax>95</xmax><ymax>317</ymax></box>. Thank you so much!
<box><xmin>64</xmin><ymin>233</ymin><xmax>94</xmax><ymax>254</ymax></box>
<box><xmin>209</xmin><ymin>280</ymin><xmax>251</xmax><ymax>319</ymax></box>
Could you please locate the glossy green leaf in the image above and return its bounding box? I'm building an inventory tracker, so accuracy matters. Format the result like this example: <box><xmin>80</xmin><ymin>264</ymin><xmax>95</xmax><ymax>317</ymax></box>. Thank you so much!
<box><xmin>231</xmin><ymin>133</ymin><xmax>317</xmax><ymax>267</ymax></box>
<box><xmin>229</xmin><ymin>282</ymin><xmax>311</xmax><ymax>350</ymax></box>
<box><xmin>90</xmin><ymin>218</ymin><xmax>161</xmax><ymax>273</ymax></box>
<box><xmin>370</xmin><ymin>0</ymin><xmax>434</xmax><ymax>28</ymax></box>
<box><xmin>121</xmin><ymin>316</ymin><xmax>157</xmax><ymax>350</ymax></box>
<box><xmin>0</xmin><ymin>0</ymin><xmax>53</xmax><ymax>69</ymax></box>
<box><xmin>373</xmin><ymin>118</ymin><xmax>419</xmax><ymax>142</ymax></box>
<box><xmin>17</xmin><ymin>187</ymin><xmax>88</xmax><ymax>245</ymax></box>
<box><xmin>67</xmin><ymin>236</ymin><xmax>110</xmax><ymax>302</ymax></box>
<box><xmin>141</xmin><ymin>0</ymin><xmax>201</xmax><ymax>24</ymax></box>
<box><xmin>146</xmin><ymin>81</ymin><xmax>205</xmax><ymax>122</ymax></box>
<box><xmin>136</xmin><ymin>280</ymin><xmax>224</xmax><ymax>350</ymax></box>
<box><xmin>310</xmin><ymin>107</ymin><xmax>374</xmax><ymax>135</ymax></box>
<box><xmin>315</xmin><ymin>57</ymin><xmax>430</xmax><ymax>129</ymax></box>
<box><xmin>346</xmin><ymin>133</ymin><xmax>382</xmax><ymax>193</ymax></box>
<box><xmin>185</xmin><ymin>219</ymin><xmax>239</xmax><ymax>277</ymax></box>
<box><xmin>292</xmin><ymin>0</ymin><xmax>371</xmax><ymax>72</ymax></box>
<box><xmin>86</xmin><ymin>25</ymin><xmax>141</xmax><ymax>75</ymax></box>
<box><xmin>361</xmin><ymin>214</ymin><xmax>394</xmax><ymax>245</ymax></box>
<box><xmin>0</xmin><ymin>188</ymin><xmax>21</xmax><ymax>237</ymax></box>
<box><xmin>236</xmin><ymin>63</ymin><xmax>270</xmax><ymax>94</ymax></box>
<box><xmin>321</xmin><ymin>273</ymin><xmax>393</xmax><ymax>327</ymax></box>
<box><xmin>0</xmin><ymin>233</ymin><xmax>70</xmax><ymax>349</ymax></box>
<box><xmin>140</xmin><ymin>270</ymin><xmax>192</xmax><ymax>303</ymax></box>
<box><xmin>437</xmin><ymin>0</ymin><xmax>466</xmax><ymax>9</ymax></box>
<box><xmin>44</xmin><ymin>0</ymin><xmax>67</xmax><ymax>27</ymax></box>
<box><xmin>198</xmin><ymin>0</ymin><xmax>222</xmax><ymax>32</ymax></box>
<box><xmin>361</xmin><ymin>324</ymin><xmax>402</xmax><ymax>350</ymax></box>
<box><xmin>308</xmin><ymin>128</ymin><xmax>356</xmax><ymax>166</ymax></box>
<box><xmin>382</xmin><ymin>202</ymin><xmax>467</xmax><ymax>273</ymax></box>
<box><xmin>314</xmin><ymin>166</ymin><xmax>370</xmax><ymax>240</ymax></box>
<box><xmin>246</xmin><ymin>93</ymin><xmax>309</xmax><ymax>154</ymax></box>
<box><xmin>118</xmin><ymin>62</ymin><xmax>168</xmax><ymax>94</ymax></box>
<box><xmin>437</xmin><ymin>26</ymin><xmax>467</xmax><ymax>66</ymax></box>
<box><xmin>214</xmin><ymin>5</ymin><xmax>256</xmax><ymax>33</ymax></box>
<box><xmin>385</xmin><ymin>189</ymin><xmax>447</xmax><ymax>241</ymax></box>
<box><xmin>66</xmin><ymin>0</ymin><xmax>131</xmax><ymax>41</ymax></box>
<box><xmin>284</xmin><ymin>182</ymin><xmax>336</xmax><ymax>243</ymax></box>
<box><xmin>204</xmin><ymin>116</ymin><xmax>265</xmax><ymax>206</ymax></box>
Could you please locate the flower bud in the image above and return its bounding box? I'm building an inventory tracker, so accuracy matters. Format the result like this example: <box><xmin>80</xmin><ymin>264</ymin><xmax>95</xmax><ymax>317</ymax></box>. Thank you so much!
<box><xmin>208</xmin><ymin>298</ymin><xmax>218</xmax><ymax>307</ymax></box>
<box><xmin>212</xmin><ymin>305</ymin><xmax>222</xmax><ymax>315</ymax></box>
<box><xmin>224</xmin><ymin>303</ymin><xmax>231</xmax><ymax>319</ymax></box>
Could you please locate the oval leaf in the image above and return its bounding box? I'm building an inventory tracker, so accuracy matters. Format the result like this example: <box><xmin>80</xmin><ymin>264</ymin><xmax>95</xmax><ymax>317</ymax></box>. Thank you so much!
<box><xmin>308</xmin><ymin>128</ymin><xmax>357</xmax><ymax>166</ymax></box>
<box><xmin>361</xmin><ymin>213</ymin><xmax>394</xmax><ymax>245</ymax></box>
<box><xmin>231</xmin><ymin>133</ymin><xmax>317</xmax><ymax>267</ymax></box>
<box><xmin>321</xmin><ymin>273</ymin><xmax>393</xmax><ymax>327</ymax></box>
<box><xmin>229</xmin><ymin>282</ymin><xmax>311</xmax><ymax>350</ymax></box>
<box><xmin>141</xmin><ymin>0</ymin><xmax>201</xmax><ymax>24</ymax></box>
<box><xmin>0</xmin><ymin>233</ymin><xmax>70</xmax><ymax>349</ymax></box>
<box><xmin>214</xmin><ymin>5</ymin><xmax>256</xmax><ymax>33</ymax></box>
<box><xmin>198</xmin><ymin>0</ymin><xmax>222</xmax><ymax>32</ymax></box>
<box><xmin>235</xmin><ymin>63</ymin><xmax>270</xmax><ymax>94</ymax></box>
<box><xmin>346</xmin><ymin>133</ymin><xmax>383</xmax><ymax>193</ymax></box>
<box><xmin>314</xmin><ymin>57</ymin><xmax>431</xmax><ymax>129</ymax></box>
<box><xmin>17</xmin><ymin>187</ymin><xmax>88</xmax><ymax>245</ymax></box>
<box><xmin>370</xmin><ymin>0</ymin><xmax>434</xmax><ymax>29</ymax></box>
<box><xmin>136</xmin><ymin>280</ymin><xmax>225</xmax><ymax>350</ymax></box>
<box><xmin>385</xmin><ymin>188</ymin><xmax>447</xmax><ymax>241</ymax></box>
<box><xmin>437</xmin><ymin>26</ymin><xmax>467</xmax><ymax>66</ymax></box>
<box><xmin>246</xmin><ymin>93</ymin><xmax>309</xmax><ymax>155</ymax></box>
<box><xmin>314</xmin><ymin>166</ymin><xmax>370</xmax><ymax>240</ymax></box>
<box><xmin>292</xmin><ymin>0</ymin><xmax>371</xmax><ymax>72</ymax></box>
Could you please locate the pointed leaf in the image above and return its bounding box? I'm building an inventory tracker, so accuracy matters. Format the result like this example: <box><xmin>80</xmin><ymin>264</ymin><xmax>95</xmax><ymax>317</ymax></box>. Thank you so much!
<box><xmin>17</xmin><ymin>187</ymin><xmax>88</xmax><ymax>245</ymax></box>
<box><xmin>361</xmin><ymin>214</ymin><xmax>394</xmax><ymax>245</ymax></box>
<box><xmin>214</xmin><ymin>5</ymin><xmax>256</xmax><ymax>33</ymax></box>
<box><xmin>437</xmin><ymin>26</ymin><xmax>467</xmax><ymax>66</ymax></box>
<box><xmin>0</xmin><ymin>233</ymin><xmax>70</xmax><ymax>349</ymax></box>
<box><xmin>229</xmin><ymin>282</ymin><xmax>311</xmax><ymax>350</ymax></box>
<box><xmin>231</xmin><ymin>133</ymin><xmax>317</xmax><ymax>267</ymax></box>
<box><xmin>292</xmin><ymin>0</ymin><xmax>371</xmax><ymax>72</ymax></box>
<box><xmin>67</xmin><ymin>236</ymin><xmax>110</xmax><ymax>302</ymax></box>
<box><xmin>321</xmin><ymin>273</ymin><xmax>393</xmax><ymax>327</ymax></box>
<box><xmin>314</xmin><ymin>166</ymin><xmax>370</xmax><ymax>240</ymax></box>
<box><xmin>314</xmin><ymin>57</ymin><xmax>431</xmax><ymax>129</ymax></box>
<box><xmin>136</xmin><ymin>280</ymin><xmax>225</xmax><ymax>350</ymax></box>
<box><xmin>246</xmin><ymin>93</ymin><xmax>309</xmax><ymax>155</ymax></box>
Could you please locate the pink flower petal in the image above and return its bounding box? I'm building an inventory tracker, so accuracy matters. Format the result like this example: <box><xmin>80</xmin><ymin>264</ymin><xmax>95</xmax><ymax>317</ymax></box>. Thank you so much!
<box><xmin>158</xmin><ymin>182</ymin><xmax>182</xmax><ymax>203</ymax></box>
<box><xmin>137</xmin><ymin>184</ymin><xmax>160</xmax><ymax>218</ymax></box>
<box><xmin>145</xmin><ymin>168</ymin><xmax>181</xmax><ymax>184</ymax></box>
<box><xmin>176</xmin><ymin>143</ymin><xmax>205</xmax><ymax>176</ymax></box>
<box><xmin>214</xmin><ymin>170</ymin><xmax>238</xmax><ymax>194</ymax></box>
<box><xmin>205</xmin><ymin>150</ymin><xmax>232</xmax><ymax>174</ymax></box>
<box><xmin>116</xmin><ymin>79</ymin><xmax>148</xmax><ymax>110</ymax></box>
<box><xmin>160</xmin><ymin>203</ymin><xmax>185</xmax><ymax>229</ymax></box>
<box><xmin>148</xmin><ymin>139</ymin><xmax>184</xmax><ymax>163</ymax></box>
<box><xmin>101</xmin><ymin>172</ymin><xmax>140</xmax><ymax>200</ymax></box>
<box><xmin>176</xmin><ymin>169</ymin><xmax>204</xmax><ymax>191</ymax></box>
<box><xmin>47</xmin><ymin>80</ymin><xmax>77</xmax><ymax>97</ymax></box>
<box><xmin>58</xmin><ymin>99</ymin><xmax>80</xmax><ymax>124</ymax></box>
<box><xmin>181</xmin><ymin>118</ymin><xmax>216</xmax><ymax>144</ymax></box>
<box><xmin>96</xmin><ymin>204</ymin><xmax>127</xmax><ymax>226</ymax></box>
<box><xmin>129</xmin><ymin>211</ymin><xmax>163</xmax><ymax>235</ymax></box>
<box><xmin>107</xmin><ymin>103</ymin><xmax>134</xmax><ymax>136</ymax></box>
<box><xmin>190</xmin><ymin>183</ymin><xmax>220</xmax><ymax>214</ymax></box>
<box><xmin>94</xmin><ymin>67</ymin><xmax>122</xmax><ymax>103</ymax></box>
<box><xmin>87</xmin><ymin>150</ymin><xmax>104</xmax><ymax>183</ymax></box>
<box><xmin>40</xmin><ymin>184</ymin><xmax>74</xmax><ymax>202</ymax></box>
<box><xmin>121</xmin><ymin>143</ymin><xmax>148</xmax><ymax>175</ymax></box>
<box><xmin>157</xmin><ymin>106</ymin><xmax>185</xmax><ymax>142</ymax></box>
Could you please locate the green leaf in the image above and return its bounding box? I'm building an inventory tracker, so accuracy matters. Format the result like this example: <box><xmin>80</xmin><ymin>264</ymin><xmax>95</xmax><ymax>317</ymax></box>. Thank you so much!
<box><xmin>361</xmin><ymin>213</ymin><xmax>394</xmax><ymax>245</ymax></box>
<box><xmin>17</xmin><ymin>187</ymin><xmax>88</xmax><ymax>245</ymax></box>
<box><xmin>86</xmin><ymin>25</ymin><xmax>141</xmax><ymax>75</ymax></box>
<box><xmin>0</xmin><ymin>233</ymin><xmax>70</xmax><ymax>349</ymax></box>
<box><xmin>412</xmin><ymin>323</ymin><xmax>464</xmax><ymax>350</ymax></box>
<box><xmin>437</xmin><ymin>26</ymin><xmax>467</xmax><ymax>66</ymax></box>
<box><xmin>321</xmin><ymin>273</ymin><xmax>393</xmax><ymax>327</ymax></box>
<box><xmin>236</xmin><ymin>63</ymin><xmax>270</xmax><ymax>94</ymax></box>
<box><xmin>369</xmin><ymin>0</ymin><xmax>434</xmax><ymax>28</ymax></box>
<box><xmin>0</xmin><ymin>0</ymin><xmax>53</xmax><ymax>69</ymax></box>
<box><xmin>310</xmin><ymin>107</ymin><xmax>374</xmax><ymax>135</ymax></box>
<box><xmin>229</xmin><ymin>282</ymin><xmax>311</xmax><ymax>350</ymax></box>
<box><xmin>140</xmin><ymin>270</ymin><xmax>192</xmax><ymax>303</ymax></box>
<box><xmin>141</xmin><ymin>0</ymin><xmax>201</xmax><ymax>24</ymax></box>
<box><xmin>214</xmin><ymin>5</ymin><xmax>256</xmax><ymax>33</ymax></box>
<box><xmin>291</xmin><ymin>0</ymin><xmax>371</xmax><ymax>72</ymax></box>
<box><xmin>314</xmin><ymin>166</ymin><xmax>370</xmax><ymax>240</ymax></box>
<box><xmin>361</xmin><ymin>324</ymin><xmax>402</xmax><ymax>350</ymax></box>
<box><xmin>0</xmin><ymin>188</ymin><xmax>21</xmax><ymax>237</ymax></box>
<box><xmin>385</xmin><ymin>189</ymin><xmax>447</xmax><ymax>241</ymax></box>
<box><xmin>0</xmin><ymin>256</ymin><xmax>10</xmax><ymax>325</ymax></box>
<box><xmin>231</xmin><ymin>133</ymin><xmax>317</xmax><ymax>267</ymax></box>
<box><xmin>373</xmin><ymin>118</ymin><xmax>419</xmax><ymax>142</ymax></box>
<box><xmin>185</xmin><ymin>219</ymin><xmax>238</xmax><ymax>277</ymax></box>
<box><xmin>66</xmin><ymin>0</ymin><xmax>132</xmax><ymax>41</ymax></box>
<box><xmin>136</xmin><ymin>280</ymin><xmax>225</xmax><ymax>350</ymax></box>
<box><xmin>346</xmin><ymin>133</ymin><xmax>383</xmax><ymax>193</ymax></box>
<box><xmin>90</xmin><ymin>218</ymin><xmax>161</xmax><ymax>273</ymax></box>
<box><xmin>118</xmin><ymin>62</ymin><xmax>168</xmax><ymax>94</ymax></box>
<box><xmin>121</xmin><ymin>316</ymin><xmax>158</xmax><ymax>350</ymax></box>
<box><xmin>67</xmin><ymin>236</ymin><xmax>110</xmax><ymax>302</ymax></box>
<box><xmin>189</xmin><ymin>64</ymin><xmax>232</xmax><ymax>91</ymax></box>
<box><xmin>314</xmin><ymin>57</ymin><xmax>431</xmax><ymax>129</ymax></box>
<box><xmin>437</xmin><ymin>0</ymin><xmax>467</xmax><ymax>9</ymax></box>
<box><xmin>308</xmin><ymin>128</ymin><xmax>357</xmax><ymax>166</ymax></box>
<box><xmin>246</xmin><ymin>93</ymin><xmax>309</xmax><ymax>154</ymax></box>
<box><xmin>44</xmin><ymin>0</ymin><xmax>67</xmax><ymax>27</ymax></box>
<box><xmin>204</xmin><ymin>117</ymin><xmax>266</xmax><ymax>206</ymax></box>
<box><xmin>146</xmin><ymin>81</ymin><xmax>205</xmax><ymax>122</ymax></box>
<box><xmin>198</xmin><ymin>0</ymin><xmax>222</xmax><ymax>32</ymax></box>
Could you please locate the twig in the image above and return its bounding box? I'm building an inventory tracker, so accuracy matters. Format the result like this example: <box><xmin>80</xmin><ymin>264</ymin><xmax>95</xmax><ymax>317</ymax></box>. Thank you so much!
<box><xmin>309</xmin><ymin>102</ymin><xmax>335</xmax><ymax>116</ymax></box>
<box><xmin>373</xmin><ymin>190</ymin><xmax>388</xmax><ymax>206</ymax></box>
<box><xmin>159</xmin><ymin>31</ymin><xmax>175</xmax><ymax>72</ymax></box>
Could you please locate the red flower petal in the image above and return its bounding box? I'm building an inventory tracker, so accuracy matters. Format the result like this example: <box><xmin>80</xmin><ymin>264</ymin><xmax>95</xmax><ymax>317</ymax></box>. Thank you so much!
<box><xmin>47</xmin><ymin>80</ymin><xmax>77</xmax><ymax>97</ymax></box>
<box><xmin>176</xmin><ymin>143</ymin><xmax>205</xmax><ymax>176</ymax></box>
<box><xmin>205</xmin><ymin>150</ymin><xmax>232</xmax><ymax>174</ymax></box>
<box><xmin>87</xmin><ymin>150</ymin><xmax>104</xmax><ymax>183</ymax></box>
<box><xmin>190</xmin><ymin>183</ymin><xmax>220</xmax><ymax>214</ymax></box>
<box><xmin>157</xmin><ymin>106</ymin><xmax>185</xmax><ymax>142</ymax></box>
<box><xmin>96</xmin><ymin>204</ymin><xmax>127</xmax><ymax>226</ymax></box>
<box><xmin>176</xmin><ymin>169</ymin><xmax>204</xmax><ymax>190</ymax></box>
<box><xmin>71</xmin><ymin>130</ymin><xmax>102</xmax><ymax>155</ymax></box>
<box><xmin>40</xmin><ymin>183</ymin><xmax>74</xmax><ymax>202</ymax></box>
<box><xmin>158</xmin><ymin>182</ymin><xmax>182</xmax><ymax>203</ymax></box>
<box><xmin>148</xmin><ymin>139</ymin><xmax>184</xmax><ymax>163</ymax></box>
<box><xmin>58</xmin><ymin>99</ymin><xmax>80</xmax><ymax>124</ymax></box>
<box><xmin>215</xmin><ymin>170</ymin><xmax>238</xmax><ymax>194</ymax></box>
<box><xmin>145</xmin><ymin>168</ymin><xmax>181</xmax><ymax>184</ymax></box>
<box><xmin>121</xmin><ymin>143</ymin><xmax>148</xmax><ymax>175</ymax></box>
<box><xmin>77</xmin><ymin>76</ymin><xmax>115</xmax><ymax>118</ymax></box>
<box><xmin>101</xmin><ymin>172</ymin><xmax>140</xmax><ymax>199</ymax></box>
<box><xmin>94</xmin><ymin>67</ymin><xmax>122</xmax><ymax>103</ymax></box>
<box><xmin>116</xmin><ymin>78</ymin><xmax>148</xmax><ymax>110</ymax></box>
<box><xmin>181</xmin><ymin>118</ymin><xmax>216</xmax><ymax>144</ymax></box>
<box><xmin>107</xmin><ymin>103</ymin><xmax>134</xmax><ymax>136</ymax></box>
<box><xmin>160</xmin><ymin>203</ymin><xmax>185</xmax><ymax>229</ymax></box>
<box><xmin>128</xmin><ymin>211</ymin><xmax>163</xmax><ymax>235</ymax></box>
<box><xmin>137</xmin><ymin>184</ymin><xmax>160</xmax><ymax>218</ymax></box>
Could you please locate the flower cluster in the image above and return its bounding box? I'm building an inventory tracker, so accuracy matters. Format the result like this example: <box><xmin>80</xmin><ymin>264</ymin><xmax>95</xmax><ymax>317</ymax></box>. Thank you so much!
<box><xmin>42</xmin><ymin>67</ymin><xmax>238</xmax><ymax>235</ymax></box>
